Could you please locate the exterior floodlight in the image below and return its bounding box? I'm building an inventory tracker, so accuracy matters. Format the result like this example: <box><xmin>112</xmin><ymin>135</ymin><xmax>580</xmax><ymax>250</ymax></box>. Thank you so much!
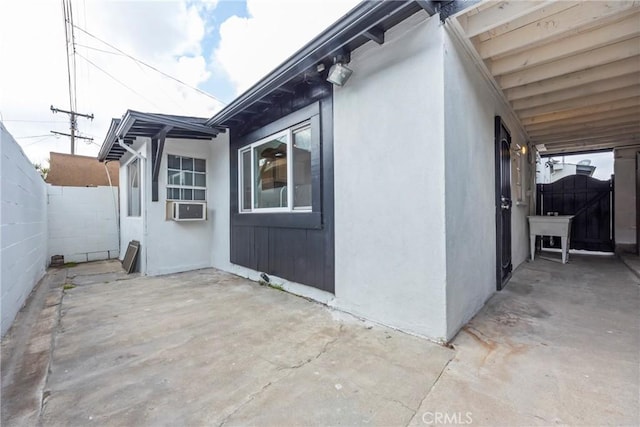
<box><xmin>327</xmin><ymin>62</ymin><xmax>353</xmax><ymax>86</ymax></box>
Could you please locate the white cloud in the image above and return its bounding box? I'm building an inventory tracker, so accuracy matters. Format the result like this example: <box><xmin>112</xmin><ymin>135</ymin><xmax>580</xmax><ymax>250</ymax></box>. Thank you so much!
<box><xmin>0</xmin><ymin>0</ymin><xmax>221</xmax><ymax>164</ymax></box>
<box><xmin>214</xmin><ymin>0</ymin><xmax>361</xmax><ymax>95</ymax></box>
<box><xmin>0</xmin><ymin>0</ymin><xmax>361</xmax><ymax>165</ymax></box>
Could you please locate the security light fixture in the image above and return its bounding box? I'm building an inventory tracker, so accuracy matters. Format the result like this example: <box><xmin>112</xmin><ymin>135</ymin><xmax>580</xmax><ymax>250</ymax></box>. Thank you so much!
<box><xmin>327</xmin><ymin>61</ymin><xmax>353</xmax><ymax>86</ymax></box>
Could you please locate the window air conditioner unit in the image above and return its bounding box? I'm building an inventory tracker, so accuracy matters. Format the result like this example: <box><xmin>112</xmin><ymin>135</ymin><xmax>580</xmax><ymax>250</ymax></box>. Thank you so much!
<box><xmin>171</xmin><ymin>202</ymin><xmax>207</xmax><ymax>221</ymax></box>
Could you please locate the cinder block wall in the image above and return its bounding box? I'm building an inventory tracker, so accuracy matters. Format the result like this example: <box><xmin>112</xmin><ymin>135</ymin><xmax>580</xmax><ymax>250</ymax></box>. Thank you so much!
<box><xmin>1</xmin><ymin>123</ymin><xmax>48</xmax><ymax>337</ymax></box>
<box><xmin>47</xmin><ymin>185</ymin><xmax>119</xmax><ymax>263</ymax></box>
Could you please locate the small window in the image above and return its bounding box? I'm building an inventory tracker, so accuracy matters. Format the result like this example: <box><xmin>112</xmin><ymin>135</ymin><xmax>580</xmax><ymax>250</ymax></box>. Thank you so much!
<box><xmin>127</xmin><ymin>158</ymin><xmax>141</xmax><ymax>217</ymax></box>
<box><xmin>167</xmin><ymin>154</ymin><xmax>206</xmax><ymax>201</ymax></box>
<box><xmin>239</xmin><ymin>123</ymin><xmax>312</xmax><ymax>213</ymax></box>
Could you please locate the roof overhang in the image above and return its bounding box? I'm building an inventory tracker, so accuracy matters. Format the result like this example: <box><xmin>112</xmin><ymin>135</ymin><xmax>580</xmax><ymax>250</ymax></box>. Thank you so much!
<box><xmin>446</xmin><ymin>0</ymin><xmax>640</xmax><ymax>155</ymax></box>
<box><xmin>206</xmin><ymin>0</ymin><xmax>440</xmax><ymax>129</ymax></box>
<box><xmin>98</xmin><ymin>110</ymin><xmax>224</xmax><ymax>161</ymax></box>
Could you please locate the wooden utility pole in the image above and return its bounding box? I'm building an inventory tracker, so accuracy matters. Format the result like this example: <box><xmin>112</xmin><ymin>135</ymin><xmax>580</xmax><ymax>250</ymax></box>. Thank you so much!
<box><xmin>50</xmin><ymin>105</ymin><xmax>94</xmax><ymax>153</ymax></box>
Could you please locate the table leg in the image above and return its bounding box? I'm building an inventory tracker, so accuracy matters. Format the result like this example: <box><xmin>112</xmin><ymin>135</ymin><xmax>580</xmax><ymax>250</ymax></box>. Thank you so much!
<box><xmin>530</xmin><ymin>234</ymin><xmax>536</xmax><ymax>261</ymax></box>
<box><xmin>561</xmin><ymin>236</ymin><xmax>568</xmax><ymax>264</ymax></box>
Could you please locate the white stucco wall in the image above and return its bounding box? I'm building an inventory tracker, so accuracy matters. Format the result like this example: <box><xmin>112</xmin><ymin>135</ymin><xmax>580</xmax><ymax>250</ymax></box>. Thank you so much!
<box><xmin>47</xmin><ymin>185</ymin><xmax>119</xmax><ymax>263</ymax></box>
<box><xmin>614</xmin><ymin>146</ymin><xmax>639</xmax><ymax>250</ymax></box>
<box><xmin>443</xmin><ymin>27</ymin><xmax>532</xmax><ymax>339</ymax></box>
<box><xmin>333</xmin><ymin>12</ymin><xmax>449</xmax><ymax>341</ymax></box>
<box><xmin>119</xmin><ymin>140</ymin><xmax>147</xmax><ymax>274</ymax></box>
<box><xmin>1</xmin><ymin>123</ymin><xmax>48</xmax><ymax>337</ymax></box>
<box><xmin>209</xmin><ymin>133</ymin><xmax>232</xmax><ymax>272</ymax></box>
<box><xmin>144</xmin><ymin>138</ymin><xmax>216</xmax><ymax>276</ymax></box>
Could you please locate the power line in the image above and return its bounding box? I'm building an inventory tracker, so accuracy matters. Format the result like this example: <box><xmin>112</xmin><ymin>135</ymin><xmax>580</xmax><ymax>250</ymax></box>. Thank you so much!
<box><xmin>15</xmin><ymin>134</ymin><xmax>55</xmax><ymax>139</ymax></box>
<box><xmin>4</xmin><ymin>119</ymin><xmax>68</xmax><ymax>123</ymax></box>
<box><xmin>72</xmin><ymin>23</ymin><xmax>227</xmax><ymax>105</ymax></box>
<box><xmin>75</xmin><ymin>52</ymin><xmax>164</xmax><ymax>110</ymax></box>
<box><xmin>58</xmin><ymin>0</ymin><xmax>93</xmax><ymax>155</ymax></box>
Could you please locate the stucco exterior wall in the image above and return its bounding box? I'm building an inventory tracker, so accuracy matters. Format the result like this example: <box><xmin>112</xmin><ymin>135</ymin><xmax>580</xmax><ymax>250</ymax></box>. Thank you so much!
<box><xmin>145</xmin><ymin>138</ymin><xmax>216</xmax><ymax>276</ymax></box>
<box><xmin>614</xmin><ymin>146</ymin><xmax>639</xmax><ymax>251</ymax></box>
<box><xmin>47</xmin><ymin>185</ymin><xmax>119</xmax><ymax>263</ymax></box>
<box><xmin>1</xmin><ymin>123</ymin><xmax>48</xmax><ymax>337</ymax></box>
<box><xmin>333</xmin><ymin>12</ymin><xmax>449</xmax><ymax>341</ymax></box>
<box><xmin>443</xmin><ymin>27</ymin><xmax>532</xmax><ymax>339</ymax></box>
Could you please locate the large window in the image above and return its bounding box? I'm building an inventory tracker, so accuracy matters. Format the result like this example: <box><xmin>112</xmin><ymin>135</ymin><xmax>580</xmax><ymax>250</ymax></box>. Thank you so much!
<box><xmin>127</xmin><ymin>158</ymin><xmax>141</xmax><ymax>217</ymax></box>
<box><xmin>239</xmin><ymin>122</ymin><xmax>312</xmax><ymax>212</ymax></box>
<box><xmin>167</xmin><ymin>154</ymin><xmax>206</xmax><ymax>201</ymax></box>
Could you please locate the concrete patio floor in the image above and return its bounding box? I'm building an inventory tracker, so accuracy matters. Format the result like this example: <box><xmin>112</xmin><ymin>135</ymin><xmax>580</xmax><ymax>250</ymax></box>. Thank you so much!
<box><xmin>2</xmin><ymin>254</ymin><xmax>638</xmax><ymax>426</ymax></box>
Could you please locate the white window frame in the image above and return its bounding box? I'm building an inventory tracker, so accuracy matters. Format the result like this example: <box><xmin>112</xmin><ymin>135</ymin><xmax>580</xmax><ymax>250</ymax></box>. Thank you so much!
<box><xmin>127</xmin><ymin>157</ymin><xmax>141</xmax><ymax>217</ymax></box>
<box><xmin>239</xmin><ymin>122</ymin><xmax>311</xmax><ymax>213</ymax></box>
<box><xmin>166</xmin><ymin>154</ymin><xmax>207</xmax><ymax>202</ymax></box>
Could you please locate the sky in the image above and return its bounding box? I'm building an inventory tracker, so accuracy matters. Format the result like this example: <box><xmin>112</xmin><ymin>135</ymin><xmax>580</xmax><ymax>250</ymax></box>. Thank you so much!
<box><xmin>0</xmin><ymin>0</ymin><xmax>361</xmax><ymax>165</ymax></box>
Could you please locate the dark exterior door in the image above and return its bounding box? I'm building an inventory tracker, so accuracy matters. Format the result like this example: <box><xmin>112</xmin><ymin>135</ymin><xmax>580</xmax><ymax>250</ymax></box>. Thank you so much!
<box><xmin>536</xmin><ymin>174</ymin><xmax>614</xmax><ymax>252</ymax></box>
<box><xmin>495</xmin><ymin>116</ymin><xmax>512</xmax><ymax>290</ymax></box>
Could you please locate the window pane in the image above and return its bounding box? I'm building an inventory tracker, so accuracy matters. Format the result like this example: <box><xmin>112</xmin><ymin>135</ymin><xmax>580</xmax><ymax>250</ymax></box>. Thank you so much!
<box><xmin>194</xmin><ymin>172</ymin><xmax>206</xmax><ymax>187</ymax></box>
<box><xmin>182</xmin><ymin>157</ymin><xmax>194</xmax><ymax>171</ymax></box>
<box><xmin>168</xmin><ymin>169</ymin><xmax>181</xmax><ymax>185</ymax></box>
<box><xmin>241</xmin><ymin>150</ymin><xmax>251</xmax><ymax>211</ymax></box>
<box><xmin>168</xmin><ymin>154</ymin><xmax>180</xmax><ymax>169</ymax></box>
<box><xmin>293</xmin><ymin>126</ymin><xmax>312</xmax><ymax>208</ymax></box>
<box><xmin>254</xmin><ymin>135</ymin><xmax>288</xmax><ymax>209</ymax></box>
<box><xmin>181</xmin><ymin>189</ymin><xmax>193</xmax><ymax>200</ymax></box>
<box><xmin>194</xmin><ymin>158</ymin><xmax>206</xmax><ymax>172</ymax></box>
<box><xmin>127</xmin><ymin>159</ymin><xmax>141</xmax><ymax>216</ymax></box>
<box><xmin>194</xmin><ymin>189</ymin><xmax>206</xmax><ymax>200</ymax></box>
<box><xmin>183</xmin><ymin>172</ymin><xmax>193</xmax><ymax>186</ymax></box>
<box><xmin>167</xmin><ymin>187</ymin><xmax>179</xmax><ymax>200</ymax></box>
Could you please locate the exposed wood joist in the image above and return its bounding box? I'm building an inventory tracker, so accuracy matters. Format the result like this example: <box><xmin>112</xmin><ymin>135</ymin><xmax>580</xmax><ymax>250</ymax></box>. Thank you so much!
<box><xmin>525</xmin><ymin>107</ymin><xmax>640</xmax><ymax>133</ymax></box>
<box><xmin>504</xmin><ymin>57</ymin><xmax>640</xmax><ymax>101</ymax></box>
<box><xmin>478</xmin><ymin>1</ymin><xmax>637</xmax><ymax>59</ymax></box>
<box><xmin>415</xmin><ymin>0</ymin><xmax>438</xmax><ymax>16</ymax></box>
<box><xmin>491</xmin><ymin>12</ymin><xmax>640</xmax><ymax>76</ymax></box>
<box><xmin>511</xmin><ymin>73</ymin><xmax>640</xmax><ymax>110</ymax></box>
<box><xmin>528</xmin><ymin>113</ymin><xmax>640</xmax><ymax>137</ymax></box>
<box><xmin>459</xmin><ymin>1</ymin><xmax>553</xmax><ymax>38</ymax></box>
<box><xmin>542</xmin><ymin>140</ymin><xmax>640</xmax><ymax>155</ymax></box>
<box><xmin>498</xmin><ymin>38</ymin><xmax>640</xmax><ymax>89</ymax></box>
<box><xmin>532</xmin><ymin>126</ymin><xmax>640</xmax><ymax>145</ymax></box>
<box><xmin>521</xmin><ymin>96</ymin><xmax>640</xmax><ymax>126</ymax></box>
<box><xmin>474</xmin><ymin>1</ymin><xmax>578</xmax><ymax>43</ymax></box>
<box><xmin>516</xmin><ymin>85</ymin><xmax>640</xmax><ymax>118</ymax></box>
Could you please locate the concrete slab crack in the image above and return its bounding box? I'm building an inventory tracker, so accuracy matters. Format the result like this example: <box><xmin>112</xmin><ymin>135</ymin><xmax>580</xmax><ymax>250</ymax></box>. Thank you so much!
<box><xmin>218</xmin><ymin>325</ymin><xmax>344</xmax><ymax>426</ymax></box>
<box><xmin>406</xmin><ymin>357</ymin><xmax>453</xmax><ymax>427</ymax></box>
<box><xmin>217</xmin><ymin>381</ymin><xmax>274</xmax><ymax>427</ymax></box>
<box><xmin>282</xmin><ymin>324</ymin><xmax>344</xmax><ymax>371</ymax></box>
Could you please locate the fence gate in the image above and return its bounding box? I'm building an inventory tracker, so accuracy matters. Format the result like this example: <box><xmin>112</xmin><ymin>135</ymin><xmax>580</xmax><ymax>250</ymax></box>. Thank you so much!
<box><xmin>536</xmin><ymin>175</ymin><xmax>614</xmax><ymax>252</ymax></box>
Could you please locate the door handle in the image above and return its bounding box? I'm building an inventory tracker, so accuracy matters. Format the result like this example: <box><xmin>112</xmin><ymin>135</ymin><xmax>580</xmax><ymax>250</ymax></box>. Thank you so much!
<box><xmin>500</xmin><ymin>197</ymin><xmax>512</xmax><ymax>210</ymax></box>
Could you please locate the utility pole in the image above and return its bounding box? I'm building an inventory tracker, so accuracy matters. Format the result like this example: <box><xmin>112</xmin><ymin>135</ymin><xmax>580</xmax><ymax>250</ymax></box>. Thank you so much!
<box><xmin>50</xmin><ymin>105</ymin><xmax>94</xmax><ymax>153</ymax></box>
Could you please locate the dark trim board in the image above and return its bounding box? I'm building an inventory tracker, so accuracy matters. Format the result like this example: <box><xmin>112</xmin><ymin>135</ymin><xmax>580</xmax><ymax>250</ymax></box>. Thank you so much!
<box><xmin>229</xmin><ymin>95</ymin><xmax>335</xmax><ymax>294</ymax></box>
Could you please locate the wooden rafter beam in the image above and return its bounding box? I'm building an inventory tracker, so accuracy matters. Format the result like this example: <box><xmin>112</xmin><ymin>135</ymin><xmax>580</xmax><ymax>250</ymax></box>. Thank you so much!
<box><xmin>525</xmin><ymin>107</ymin><xmax>640</xmax><ymax>132</ymax></box>
<box><xmin>511</xmin><ymin>74</ymin><xmax>640</xmax><ymax>111</ymax></box>
<box><xmin>541</xmin><ymin>140</ymin><xmax>640</xmax><ymax>155</ymax></box>
<box><xmin>491</xmin><ymin>12</ymin><xmax>640</xmax><ymax>76</ymax></box>
<box><xmin>516</xmin><ymin>85</ymin><xmax>640</xmax><ymax>118</ymax></box>
<box><xmin>474</xmin><ymin>1</ymin><xmax>578</xmax><ymax>43</ymax></box>
<box><xmin>460</xmin><ymin>1</ymin><xmax>554</xmax><ymax>38</ymax></box>
<box><xmin>528</xmin><ymin>113</ymin><xmax>640</xmax><ymax>137</ymax></box>
<box><xmin>532</xmin><ymin>126</ymin><xmax>640</xmax><ymax>145</ymax></box>
<box><xmin>521</xmin><ymin>96</ymin><xmax>640</xmax><ymax>126</ymax></box>
<box><xmin>498</xmin><ymin>37</ymin><xmax>640</xmax><ymax>89</ymax></box>
<box><xmin>478</xmin><ymin>1</ymin><xmax>638</xmax><ymax>59</ymax></box>
<box><xmin>504</xmin><ymin>57</ymin><xmax>640</xmax><ymax>101</ymax></box>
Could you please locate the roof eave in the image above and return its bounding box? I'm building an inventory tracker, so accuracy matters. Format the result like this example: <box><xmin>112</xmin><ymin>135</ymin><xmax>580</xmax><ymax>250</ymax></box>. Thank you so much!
<box><xmin>206</xmin><ymin>0</ymin><xmax>430</xmax><ymax>128</ymax></box>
